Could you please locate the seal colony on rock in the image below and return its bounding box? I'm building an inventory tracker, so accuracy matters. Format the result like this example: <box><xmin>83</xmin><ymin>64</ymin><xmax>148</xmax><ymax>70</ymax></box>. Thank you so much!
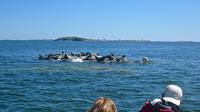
<box><xmin>38</xmin><ymin>52</ymin><xmax>130</xmax><ymax>63</ymax></box>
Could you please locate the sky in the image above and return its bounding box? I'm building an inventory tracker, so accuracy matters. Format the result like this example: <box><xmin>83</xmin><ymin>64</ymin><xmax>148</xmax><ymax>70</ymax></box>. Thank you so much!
<box><xmin>0</xmin><ymin>0</ymin><xmax>200</xmax><ymax>41</ymax></box>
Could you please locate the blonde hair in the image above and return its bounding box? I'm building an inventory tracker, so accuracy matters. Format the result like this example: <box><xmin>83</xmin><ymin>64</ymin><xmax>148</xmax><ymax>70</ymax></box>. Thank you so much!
<box><xmin>87</xmin><ymin>97</ymin><xmax>117</xmax><ymax>112</ymax></box>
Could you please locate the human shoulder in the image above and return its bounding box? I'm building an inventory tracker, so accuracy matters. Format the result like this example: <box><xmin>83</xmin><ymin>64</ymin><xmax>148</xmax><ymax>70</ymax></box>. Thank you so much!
<box><xmin>150</xmin><ymin>99</ymin><xmax>162</xmax><ymax>106</ymax></box>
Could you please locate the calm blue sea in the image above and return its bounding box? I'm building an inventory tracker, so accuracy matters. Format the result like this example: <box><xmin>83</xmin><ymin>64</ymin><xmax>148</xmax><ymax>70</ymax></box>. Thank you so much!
<box><xmin>0</xmin><ymin>40</ymin><xmax>199</xmax><ymax>112</ymax></box>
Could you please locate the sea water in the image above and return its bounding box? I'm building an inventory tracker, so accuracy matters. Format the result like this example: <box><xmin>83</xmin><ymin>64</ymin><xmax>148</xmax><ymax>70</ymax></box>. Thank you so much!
<box><xmin>0</xmin><ymin>40</ymin><xmax>199</xmax><ymax>112</ymax></box>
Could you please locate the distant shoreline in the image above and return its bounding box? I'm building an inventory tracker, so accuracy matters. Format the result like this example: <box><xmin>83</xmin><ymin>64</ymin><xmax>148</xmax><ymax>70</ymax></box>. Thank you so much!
<box><xmin>54</xmin><ymin>37</ymin><xmax>200</xmax><ymax>42</ymax></box>
<box><xmin>0</xmin><ymin>40</ymin><xmax>199</xmax><ymax>43</ymax></box>
<box><xmin>0</xmin><ymin>36</ymin><xmax>199</xmax><ymax>43</ymax></box>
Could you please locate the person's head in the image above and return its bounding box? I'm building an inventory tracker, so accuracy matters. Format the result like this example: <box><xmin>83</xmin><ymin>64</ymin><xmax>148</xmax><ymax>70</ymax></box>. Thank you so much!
<box><xmin>87</xmin><ymin>97</ymin><xmax>117</xmax><ymax>112</ymax></box>
<box><xmin>162</xmin><ymin>85</ymin><xmax>183</xmax><ymax>106</ymax></box>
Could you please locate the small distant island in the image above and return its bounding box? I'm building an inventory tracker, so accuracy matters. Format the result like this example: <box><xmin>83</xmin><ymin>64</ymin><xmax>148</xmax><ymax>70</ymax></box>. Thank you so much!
<box><xmin>55</xmin><ymin>36</ymin><xmax>95</xmax><ymax>41</ymax></box>
<box><xmin>54</xmin><ymin>36</ymin><xmax>150</xmax><ymax>42</ymax></box>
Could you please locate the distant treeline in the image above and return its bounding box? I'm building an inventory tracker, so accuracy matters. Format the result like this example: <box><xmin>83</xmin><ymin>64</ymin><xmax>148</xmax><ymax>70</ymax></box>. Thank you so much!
<box><xmin>54</xmin><ymin>36</ymin><xmax>150</xmax><ymax>42</ymax></box>
<box><xmin>55</xmin><ymin>36</ymin><xmax>94</xmax><ymax>41</ymax></box>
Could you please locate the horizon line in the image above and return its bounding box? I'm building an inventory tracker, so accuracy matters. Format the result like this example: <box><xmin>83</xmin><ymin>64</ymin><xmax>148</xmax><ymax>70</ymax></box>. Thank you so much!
<box><xmin>0</xmin><ymin>39</ymin><xmax>199</xmax><ymax>42</ymax></box>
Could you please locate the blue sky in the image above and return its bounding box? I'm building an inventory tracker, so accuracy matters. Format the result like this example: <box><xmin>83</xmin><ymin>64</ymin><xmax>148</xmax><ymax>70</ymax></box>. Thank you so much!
<box><xmin>0</xmin><ymin>0</ymin><xmax>200</xmax><ymax>41</ymax></box>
